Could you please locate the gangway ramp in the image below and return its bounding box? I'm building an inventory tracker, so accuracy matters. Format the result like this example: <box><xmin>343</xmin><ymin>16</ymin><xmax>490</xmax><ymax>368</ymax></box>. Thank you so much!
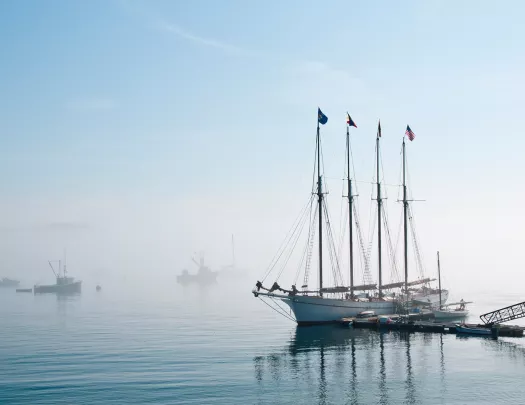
<box><xmin>480</xmin><ymin>301</ymin><xmax>525</xmax><ymax>325</ymax></box>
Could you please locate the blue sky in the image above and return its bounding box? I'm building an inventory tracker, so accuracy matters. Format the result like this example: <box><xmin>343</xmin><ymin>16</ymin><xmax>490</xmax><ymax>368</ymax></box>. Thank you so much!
<box><xmin>0</xmin><ymin>0</ymin><xmax>524</xmax><ymax>291</ymax></box>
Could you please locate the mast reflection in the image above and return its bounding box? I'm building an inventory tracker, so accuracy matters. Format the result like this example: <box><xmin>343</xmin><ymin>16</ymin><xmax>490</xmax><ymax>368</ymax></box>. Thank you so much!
<box><xmin>349</xmin><ymin>335</ymin><xmax>358</xmax><ymax>405</ymax></box>
<box><xmin>439</xmin><ymin>334</ymin><xmax>446</xmax><ymax>399</ymax></box>
<box><xmin>400</xmin><ymin>332</ymin><xmax>416</xmax><ymax>405</ymax></box>
<box><xmin>254</xmin><ymin>327</ymin><xmax>440</xmax><ymax>405</ymax></box>
<box><xmin>379</xmin><ymin>331</ymin><xmax>388</xmax><ymax>405</ymax></box>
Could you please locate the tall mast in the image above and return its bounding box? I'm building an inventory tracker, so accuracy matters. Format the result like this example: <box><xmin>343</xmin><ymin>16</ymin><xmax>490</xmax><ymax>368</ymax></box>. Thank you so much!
<box><xmin>346</xmin><ymin>125</ymin><xmax>354</xmax><ymax>298</ymax></box>
<box><xmin>437</xmin><ymin>251</ymin><xmax>442</xmax><ymax>309</ymax></box>
<box><xmin>403</xmin><ymin>138</ymin><xmax>408</xmax><ymax>309</ymax></box>
<box><xmin>376</xmin><ymin>123</ymin><xmax>383</xmax><ymax>298</ymax></box>
<box><xmin>317</xmin><ymin>119</ymin><xmax>324</xmax><ymax>295</ymax></box>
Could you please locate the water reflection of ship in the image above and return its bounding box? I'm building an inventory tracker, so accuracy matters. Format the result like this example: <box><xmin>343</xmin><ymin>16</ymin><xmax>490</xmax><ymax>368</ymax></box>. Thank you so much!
<box><xmin>254</xmin><ymin>326</ymin><xmax>428</xmax><ymax>405</ymax></box>
<box><xmin>288</xmin><ymin>325</ymin><xmax>358</xmax><ymax>354</ymax></box>
<box><xmin>177</xmin><ymin>253</ymin><xmax>218</xmax><ymax>285</ymax></box>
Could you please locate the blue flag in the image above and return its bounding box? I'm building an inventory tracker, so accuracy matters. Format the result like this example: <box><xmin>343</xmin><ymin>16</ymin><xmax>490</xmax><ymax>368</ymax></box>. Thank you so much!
<box><xmin>318</xmin><ymin>108</ymin><xmax>328</xmax><ymax>125</ymax></box>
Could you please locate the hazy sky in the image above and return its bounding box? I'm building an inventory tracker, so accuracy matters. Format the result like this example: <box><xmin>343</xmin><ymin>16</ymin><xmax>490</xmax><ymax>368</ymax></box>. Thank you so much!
<box><xmin>0</xmin><ymin>1</ymin><xmax>524</xmax><ymax>292</ymax></box>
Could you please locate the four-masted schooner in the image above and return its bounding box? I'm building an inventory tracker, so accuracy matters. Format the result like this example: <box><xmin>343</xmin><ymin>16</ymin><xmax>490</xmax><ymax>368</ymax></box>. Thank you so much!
<box><xmin>253</xmin><ymin>108</ymin><xmax>448</xmax><ymax>324</ymax></box>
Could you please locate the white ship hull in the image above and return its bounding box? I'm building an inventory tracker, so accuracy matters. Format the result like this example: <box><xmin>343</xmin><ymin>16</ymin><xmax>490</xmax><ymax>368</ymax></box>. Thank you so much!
<box><xmin>412</xmin><ymin>289</ymin><xmax>449</xmax><ymax>306</ymax></box>
<box><xmin>258</xmin><ymin>292</ymin><xmax>395</xmax><ymax>325</ymax></box>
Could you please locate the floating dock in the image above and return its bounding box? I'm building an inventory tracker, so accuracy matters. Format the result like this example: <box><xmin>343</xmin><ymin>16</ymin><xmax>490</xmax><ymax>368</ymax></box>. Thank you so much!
<box><xmin>338</xmin><ymin>315</ymin><xmax>524</xmax><ymax>338</ymax></box>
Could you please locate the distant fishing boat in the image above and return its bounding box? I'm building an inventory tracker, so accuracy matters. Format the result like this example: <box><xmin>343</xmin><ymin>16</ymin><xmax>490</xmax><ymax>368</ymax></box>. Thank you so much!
<box><xmin>34</xmin><ymin>258</ymin><xmax>82</xmax><ymax>295</ymax></box>
<box><xmin>177</xmin><ymin>253</ymin><xmax>217</xmax><ymax>285</ymax></box>
<box><xmin>0</xmin><ymin>277</ymin><xmax>20</xmax><ymax>288</ymax></box>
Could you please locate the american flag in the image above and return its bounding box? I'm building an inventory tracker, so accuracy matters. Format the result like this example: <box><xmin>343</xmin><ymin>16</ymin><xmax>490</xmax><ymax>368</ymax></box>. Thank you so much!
<box><xmin>377</xmin><ymin>120</ymin><xmax>381</xmax><ymax>137</ymax></box>
<box><xmin>405</xmin><ymin>125</ymin><xmax>415</xmax><ymax>141</ymax></box>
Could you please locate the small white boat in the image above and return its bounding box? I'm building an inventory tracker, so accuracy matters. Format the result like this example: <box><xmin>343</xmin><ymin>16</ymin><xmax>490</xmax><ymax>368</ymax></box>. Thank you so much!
<box><xmin>434</xmin><ymin>300</ymin><xmax>471</xmax><ymax>320</ymax></box>
<box><xmin>431</xmin><ymin>252</ymin><xmax>471</xmax><ymax>320</ymax></box>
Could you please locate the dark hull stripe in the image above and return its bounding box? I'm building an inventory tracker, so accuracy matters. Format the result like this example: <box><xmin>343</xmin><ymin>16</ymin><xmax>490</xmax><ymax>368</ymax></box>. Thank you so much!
<box><xmin>296</xmin><ymin>320</ymin><xmax>340</xmax><ymax>326</ymax></box>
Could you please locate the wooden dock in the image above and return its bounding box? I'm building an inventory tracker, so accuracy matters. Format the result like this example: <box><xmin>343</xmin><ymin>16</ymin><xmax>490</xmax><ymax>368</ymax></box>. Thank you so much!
<box><xmin>338</xmin><ymin>315</ymin><xmax>525</xmax><ymax>338</ymax></box>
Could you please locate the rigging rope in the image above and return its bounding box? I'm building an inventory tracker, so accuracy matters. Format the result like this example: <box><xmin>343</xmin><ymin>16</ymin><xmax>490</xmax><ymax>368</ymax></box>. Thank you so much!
<box><xmin>366</xmin><ymin>203</ymin><xmax>378</xmax><ymax>286</ymax></box>
<box><xmin>382</xmin><ymin>207</ymin><xmax>401</xmax><ymax>285</ymax></box>
<box><xmin>274</xmin><ymin>200</ymin><xmax>312</xmax><ymax>282</ymax></box>
<box><xmin>302</xmin><ymin>203</ymin><xmax>318</xmax><ymax>289</ymax></box>
<box><xmin>270</xmin><ymin>296</ymin><xmax>297</xmax><ymax>321</ymax></box>
<box><xmin>337</xmin><ymin>143</ymin><xmax>347</xmax><ymax>261</ymax></box>
<box><xmin>258</xmin><ymin>296</ymin><xmax>296</xmax><ymax>322</ymax></box>
<box><xmin>261</xmin><ymin>196</ymin><xmax>313</xmax><ymax>283</ymax></box>
<box><xmin>337</xmin><ymin>204</ymin><xmax>349</xmax><ymax>279</ymax></box>
<box><xmin>337</xmin><ymin>191</ymin><xmax>346</xmax><ymax>264</ymax></box>
<box><xmin>408</xmin><ymin>205</ymin><xmax>426</xmax><ymax>279</ymax></box>
<box><xmin>354</xmin><ymin>203</ymin><xmax>374</xmax><ymax>286</ymax></box>
<box><xmin>392</xmin><ymin>207</ymin><xmax>403</xmax><ymax>277</ymax></box>
<box><xmin>323</xmin><ymin>199</ymin><xmax>344</xmax><ymax>286</ymax></box>
<box><xmin>405</xmin><ymin>153</ymin><xmax>427</xmax><ymax>279</ymax></box>
<box><xmin>365</xmin><ymin>141</ymin><xmax>379</xmax><ymax>286</ymax></box>
<box><xmin>295</xmin><ymin>198</ymin><xmax>316</xmax><ymax>286</ymax></box>
<box><xmin>348</xmin><ymin>135</ymin><xmax>375</xmax><ymax>287</ymax></box>
<box><xmin>293</xmin><ymin>219</ymin><xmax>312</xmax><ymax>287</ymax></box>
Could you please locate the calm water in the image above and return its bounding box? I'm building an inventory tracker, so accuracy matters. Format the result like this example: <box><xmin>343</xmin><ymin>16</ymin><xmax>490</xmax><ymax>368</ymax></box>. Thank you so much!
<box><xmin>1</xmin><ymin>280</ymin><xmax>525</xmax><ymax>404</ymax></box>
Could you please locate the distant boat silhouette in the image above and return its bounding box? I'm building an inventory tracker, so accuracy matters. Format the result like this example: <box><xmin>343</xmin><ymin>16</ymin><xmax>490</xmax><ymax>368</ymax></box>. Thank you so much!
<box><xmin>177</xmin><ymin>253</ymin><xmax>217</xmax><ymax>285</ymax></box>
<box><xmin>0</xmin><ymin>277</ymin><xmax>20</xmax><ymax>288</ymax></box>
<box><xmin>34</xmin><ymin>256</ymin><xmax>82</xmax><ymax>295</ymax></box>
